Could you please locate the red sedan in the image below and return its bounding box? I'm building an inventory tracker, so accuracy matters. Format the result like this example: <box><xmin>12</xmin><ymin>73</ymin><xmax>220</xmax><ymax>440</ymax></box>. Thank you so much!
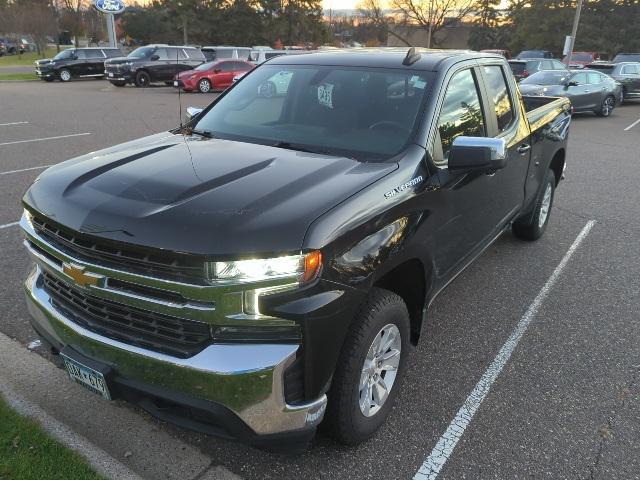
<box><xmin>174</xmin><ymin>60</ymin><xmax>253</xmax><ymax>93</ymax></box>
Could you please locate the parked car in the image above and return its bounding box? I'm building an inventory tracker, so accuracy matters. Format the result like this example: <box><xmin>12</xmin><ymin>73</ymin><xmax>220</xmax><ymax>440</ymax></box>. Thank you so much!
<box><xmin>249</xmin><ymin>49</ymin><xmax>286</xmax><ymax>65</ymax></box>
<box><xmin>21</xmin><ymin>49</ymin><xmax>571</xmax><ymax>449</ymax></box>
<box><xmin>35</xmin><ymin>48</ymin><xmax>122</xmax><ymax>82</ymax></box>
<box><xmin>518</xmin><ymin>69</ymin><xmax>620</xmax><ymax>117</ymax></box>
<box><xmin>587</xmin><ymin>62</ymin><xmax>640</xmax><ymax>102</ymax></box>
<box><xmin>612</xmin><ymin>53</ymin><xmax>640</xmax><ymax>63</ymax></box>
<box><xmin>174</xmin><ymin>59</ymin><xmax>253</xmax><ymax>93</ymax></box>
<box><xmin>508</xmin><ymin>59</ymin><xmax>568</xmax><ymax>81</ymax></box>
<box><xmin>562</xmin><ymin>51</ymin><xmax>607</xmax><ymax>69</ymax></box>
<box><xmin>104</xmin><ymin>45</ymin><xmax>206</xmax><ymax>87</ymax></box>
<box><xmin>0</xmin><ymin>38</ymin><xmax>21</xmax><ymax>56</ymax></box>
<box><xmin>200</xmin><ymin>46</ymin><xmax>251</xmax><ymax>62</ymax></box>
<box><xmin>480</xmin><ymin>49</ymin><xmax>511</xmax><ymax>59</ymax></box>
<box><xmin>516</xmin><ymin>50</ymin><xmax>554</xmax><ymax>59</ymax></box>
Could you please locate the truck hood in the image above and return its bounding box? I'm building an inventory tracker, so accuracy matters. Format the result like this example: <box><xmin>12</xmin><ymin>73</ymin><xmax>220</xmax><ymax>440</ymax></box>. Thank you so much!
<box><xmin>35</xmin><ymin>58</ymin><xmax>52</xmax><ymax>66</ymax></box>
<box><xmin>23</xmin><ymin>133</ymin><xmax>397</xmax><ymax>257</ymax></box>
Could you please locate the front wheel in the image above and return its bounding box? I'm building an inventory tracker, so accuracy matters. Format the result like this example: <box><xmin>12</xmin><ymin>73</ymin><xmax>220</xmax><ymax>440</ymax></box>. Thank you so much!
<box><xmin>58</xmin><ymin>69</ymin><xmax>71</xmax><ymax>82</ymax></box>
<box><xmin>324</xmin><ymin>288</ymin><xmax>410</xmax><ymax>445</ymax></box>
<box><xmin>596</xmin><ymin>95</ymin><xmax>615</xmax><ymax>117</ymax></box>
<box><xmin>513</xmin><ymin>169</ymin><xmax>556</xmax><ymax>241</ymax></box>
<box><xmin>134</xmin><ymin>70</ymin><xmax>150</xmax><ymax>88</ymax></box>
<box><xmin>110</xmin><ymin>81</ymin><xmax>126</xmax><ymax>87</ymax></box>
<box><xmin>197</xmin><ymin>78</ymin><xmax>211</xmax><ymax>93</ymax></box>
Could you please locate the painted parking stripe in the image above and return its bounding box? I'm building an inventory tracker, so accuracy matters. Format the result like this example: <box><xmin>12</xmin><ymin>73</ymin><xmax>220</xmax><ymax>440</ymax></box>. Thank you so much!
<box><xmin>0</xmin><ymin>121</ymin><xmax>29</xmax><ymax>127</ymax></box>
<box><xmin>0</xmin><ymin>221</ymin><xmax>19</xmax><ymax>230</ymax></box>
<box><xmin>414</xmin><ymin>220</ymin><xmax>597</xmax><ymax>480</ymax></box>
<box><xmin>624</xmin><ymin>118</ymin><xmax>640</xmax><ymax>131</ymax></box>
<box><xmin>0</xmin><ymin>164</ymin><xmax>53</xmax><ymax>176</ymax></box>
<box><xmin>0</xmin><ymin>132</ymin><xmax>91</xmax><ymax>147</ymax></box>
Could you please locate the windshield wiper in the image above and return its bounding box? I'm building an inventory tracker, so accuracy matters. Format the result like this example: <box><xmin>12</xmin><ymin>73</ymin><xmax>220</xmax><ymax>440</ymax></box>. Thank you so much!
<box><xmin>270</xmin><ymin>141</ymin><xmax>330</xmax><ymax>155</ymax></box>
<box><xmin>190</xmin><ymin>129</ymin><xmax>217</xmax><ymax>139</ymax></box>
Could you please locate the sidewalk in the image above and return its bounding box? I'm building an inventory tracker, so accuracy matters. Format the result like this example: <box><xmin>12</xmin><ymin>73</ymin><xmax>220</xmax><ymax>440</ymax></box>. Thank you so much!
<box><xmin>0</xmin><ymin>332</ymin><xmax>241</xmax><ymax>480</ymax></box>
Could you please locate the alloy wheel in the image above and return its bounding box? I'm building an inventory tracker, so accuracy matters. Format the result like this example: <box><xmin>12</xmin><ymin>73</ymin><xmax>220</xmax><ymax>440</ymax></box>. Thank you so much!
<box><xmin>538</xmin><ymin>182</ymin><xmax>552</xmax><ymax>228</ymax></box>
<box><xmin>59</xmin><ymin>70</ymin><xmax>71</xmax><ymax>82</ymax></box>
<box><xmin>359</xmin><ymin>324</ymin><xmax>401</xmax><ymax>417</ymax></box>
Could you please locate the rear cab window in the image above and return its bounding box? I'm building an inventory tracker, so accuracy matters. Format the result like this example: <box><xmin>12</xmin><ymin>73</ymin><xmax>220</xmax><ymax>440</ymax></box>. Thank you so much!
<box><xmin>436</xmin><ymin>68</ymin><xmax>486</xmax><ymax>164</ymax></box>
<box><xmin>482</xmin><ymin>65</ymin><xmax>515</xmax><ymax>133</ymax></box>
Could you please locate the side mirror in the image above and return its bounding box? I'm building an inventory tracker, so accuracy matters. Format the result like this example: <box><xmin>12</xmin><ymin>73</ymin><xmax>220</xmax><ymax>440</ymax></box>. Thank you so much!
<box><xmin>71</xmin><ymin>54</ymin><xmax>78</xmax><ymax>60</ymax></box>
<box><xmin>448</xmin><ymin>137</ymin><xmax>507</xmax><ymax>173</ymax></box>
<box><xmin>565</xmin><ymin>80</ymin><xmax>578</xmax><ymax>87</ymax></box>
<box><xmin>150</xmin><ymin>54</ymin><xmax>159</xmax><ymax>61</ymax></box>
<box><xmin>185</xmin><ymin>106</ymin><xmax>203</xmax><ymax>123</ymax></box>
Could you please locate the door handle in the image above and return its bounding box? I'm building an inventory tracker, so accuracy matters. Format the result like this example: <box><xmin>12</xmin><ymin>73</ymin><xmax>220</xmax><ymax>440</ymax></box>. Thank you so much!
<box><xmin>584</xmin><ymin>89</ymin><xmax>590</xmax><ymax>93</ymax></box>
<box><xmin>517</xmin><ymin>144</ymin><xmax>531</xmax><ymax>155</ymax></box>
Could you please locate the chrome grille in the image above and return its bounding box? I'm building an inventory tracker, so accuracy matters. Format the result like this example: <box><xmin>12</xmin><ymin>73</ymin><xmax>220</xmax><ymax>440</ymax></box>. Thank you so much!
<box><xmin>42</xmin><ymin>270</ymin><xmax>211</xmax><ymax>358</ymax></box>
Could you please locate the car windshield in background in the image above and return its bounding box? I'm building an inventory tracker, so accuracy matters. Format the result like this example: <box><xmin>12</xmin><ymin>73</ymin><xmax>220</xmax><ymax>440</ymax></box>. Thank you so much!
<box><xmin>53</xmin><ymin>49</ymin><xmax>74</xmax><ymax>60</ymax></box>
<box><xmin>196</xmin><ymin>61</ymin><xmax>216</xmax><ymax>71</ymax></box>
<box><xmin>128</xmin><ymin>47</ymin><xmax>154</xmax><ymax>59</ymax></box>
<box><xmin>613</xmin><ymin>54</ymin><xmax>640</xmax><ymax>63</ymax></box>
<box><xmin>570</xmin><ymin>53</ymin><xmax>593</xmax><ymax>62</ymax></box>
<box><xmin>509</xmin><ymin>63</ymin><xmax>526</xmax><ymax>74</ymax></box>
<box><xmin>588</xmin><ymin>64</ymin><xmax>614</xmax><ymax>74</ymax></box>
<box><xmin>521</xmin><ymin>71</ymin><xmax>569</xmax><ymax>85</ymax></box>
<box><xmin>519</xmin><ymin>51</ymin><xmax>545</xmax><ymax>59</ymax></box>
<box><xmin>193</xmin><ymin>64</ymin><xmax>433</xmax><ymax>161</ymax></box>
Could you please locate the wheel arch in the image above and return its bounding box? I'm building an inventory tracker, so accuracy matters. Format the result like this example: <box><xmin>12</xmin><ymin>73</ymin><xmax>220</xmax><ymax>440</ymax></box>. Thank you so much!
<box><xmin>549</xmin><ymin>148</ymin><xmax>565</xmax><ymax>186</ymax></box>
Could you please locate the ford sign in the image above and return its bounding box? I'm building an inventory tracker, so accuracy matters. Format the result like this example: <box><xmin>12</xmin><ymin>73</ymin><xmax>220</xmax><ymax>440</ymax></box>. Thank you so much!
<box><xmin>94</xmin><ymin>0</ymin><xmax>125</xmax><ymax>14</ymax></box>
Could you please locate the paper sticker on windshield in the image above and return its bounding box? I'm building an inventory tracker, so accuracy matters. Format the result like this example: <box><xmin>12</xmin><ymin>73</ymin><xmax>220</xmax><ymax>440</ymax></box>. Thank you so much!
<box><xmin>317</xmin><ymin>83</ymin><xmax>334</xmax><ymax>109</ymax></box>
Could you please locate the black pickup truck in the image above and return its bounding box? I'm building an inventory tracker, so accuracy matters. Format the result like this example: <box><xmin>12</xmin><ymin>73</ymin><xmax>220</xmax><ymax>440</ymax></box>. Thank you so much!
<box><xmin>21</xmin><ymin>49</ymin><xmax>571</xmax><ymax>449</ymax></box>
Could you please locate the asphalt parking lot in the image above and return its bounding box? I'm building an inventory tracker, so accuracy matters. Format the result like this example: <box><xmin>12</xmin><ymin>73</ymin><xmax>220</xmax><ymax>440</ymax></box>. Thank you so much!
<box><xmin>1</xmin><ymin>79</ymin><xmax>639</xmax><ymax>480</ymax></box>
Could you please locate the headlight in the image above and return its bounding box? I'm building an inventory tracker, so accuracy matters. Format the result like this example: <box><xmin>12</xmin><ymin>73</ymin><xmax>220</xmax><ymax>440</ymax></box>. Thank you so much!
<box><xmin>23</xmin><ymin>208</ymin><xmax>34</xmax><ymax>227</ymax></box>
<box><xmin>205</xmin><ymin>251</ymin><xmax>322</xmax><ymax>284</ymax></box>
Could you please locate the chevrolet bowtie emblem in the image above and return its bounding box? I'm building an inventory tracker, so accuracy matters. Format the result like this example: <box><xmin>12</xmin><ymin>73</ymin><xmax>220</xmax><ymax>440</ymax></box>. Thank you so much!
<box><xmin>62</xmin><ymin>263</ymin><xmax>104</xmax><ymax>288</ymax></box>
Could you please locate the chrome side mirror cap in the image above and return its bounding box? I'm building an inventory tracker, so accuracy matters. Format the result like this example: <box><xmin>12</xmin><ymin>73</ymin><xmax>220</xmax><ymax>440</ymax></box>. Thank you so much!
<box><xmin>448</xmin><ymin>136</ymin><xmax>507</xmax><ymax>173</ymax></box>
<box><xmin>185</xmin><ymin>106</ymin><xmax>203</xmax><ymax>123</ymax></box>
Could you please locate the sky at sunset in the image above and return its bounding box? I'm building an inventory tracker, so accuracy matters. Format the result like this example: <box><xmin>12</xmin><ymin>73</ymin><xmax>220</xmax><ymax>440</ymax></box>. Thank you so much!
<box><xmin>323</xmin><ymin>0</ymin><xmax>510</xmax><ymax>12</ymax></box>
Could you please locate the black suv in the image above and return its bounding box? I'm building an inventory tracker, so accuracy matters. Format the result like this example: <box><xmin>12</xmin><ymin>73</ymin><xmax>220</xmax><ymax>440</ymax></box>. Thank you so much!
<box><xmin>35</xmin><ymin>48</ymin><xmax>122</xmax><ymax>82</ymax></box>
<box><xmin>588</xmin><ymin>62</ymin><xmax>640</xmax><ymax>102</ymax></box>
<box><xmin>105</xmin><ymin>45</ymin><xmax>206</xmax><ymax>87</ymax></box>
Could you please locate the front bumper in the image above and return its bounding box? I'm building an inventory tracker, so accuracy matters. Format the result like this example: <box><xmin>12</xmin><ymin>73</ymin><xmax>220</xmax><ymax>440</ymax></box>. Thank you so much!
<box><xmin>23</xmin><ymin>263</ymin><xmax>327</xmax><ymax>444</ymax></box>
<box><xmin>105</xmin><ymin>69</ymin><xmax>132</xmax><ymax>83</ymax></box>
<box><xmin>35</xmin><ymin>67</ymin><xmax>55</xmax><ymax>79</ymax></box>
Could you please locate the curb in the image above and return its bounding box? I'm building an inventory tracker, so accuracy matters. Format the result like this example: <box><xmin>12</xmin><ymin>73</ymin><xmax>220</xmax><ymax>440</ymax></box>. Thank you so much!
<box><xmin>1</xmin><ymin>385</ymin><xmax>143</xmax><ymax>480</ymax></box>
<box><xmin>0</xmin><ymin>332</ymin><xmax>242</xmax><ymax>480</ymax></box>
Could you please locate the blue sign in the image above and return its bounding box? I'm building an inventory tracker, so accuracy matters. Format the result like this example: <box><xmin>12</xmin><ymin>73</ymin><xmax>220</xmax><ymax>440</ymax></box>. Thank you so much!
<box><xmin>94</xmin><ymin>0</ymin><xmax>125</xmax><ymax>14</ymax></box>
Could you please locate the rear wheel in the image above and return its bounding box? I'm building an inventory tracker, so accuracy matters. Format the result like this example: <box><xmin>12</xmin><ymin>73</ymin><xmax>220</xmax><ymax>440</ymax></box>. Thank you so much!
<box><xmin>58</xmin><ymin>69</ymin><xmax>71</xmax><ymax>82</ymax></box>
<box><xmin>324</xmin><ymin>288</ymin><xmax>410</xmax><ymax>445</ymax></box>
<box><xmin>134</xmin><ymin>70</ymin><xmax>150</xmax><ymax>88</ymax></box>
<box><xmin>596</xmin><ymin>95</ymin><xmax>615</xmax><ymax>117</ymax></box>
<box><xmin>198</xmin><ymin>78</ymin><xmax>211</xmax><ymax>93</ymax></box>
<box><xmin>513</xmin><ymin>168</ymin><xmax>555</xmax><ymax>241</ymax></box>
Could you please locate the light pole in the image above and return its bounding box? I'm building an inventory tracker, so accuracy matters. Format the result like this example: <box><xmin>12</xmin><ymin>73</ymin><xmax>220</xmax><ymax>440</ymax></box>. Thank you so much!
<box><xmin>426</xmin><ymin>0</ymin><xmax>434</xmax><ymax>48</ymax></box>
<box><xmin>566</xmin><ymin>0</ymin><xmax>584</xmax><ymax>66</ymax></box>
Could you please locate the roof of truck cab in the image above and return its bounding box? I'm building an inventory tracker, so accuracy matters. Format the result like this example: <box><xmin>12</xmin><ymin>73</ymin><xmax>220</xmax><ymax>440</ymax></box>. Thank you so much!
<box><xmin>268</xmin><ymin>48</ymin><xmax>503</xmax><ymax>71</ymax></box>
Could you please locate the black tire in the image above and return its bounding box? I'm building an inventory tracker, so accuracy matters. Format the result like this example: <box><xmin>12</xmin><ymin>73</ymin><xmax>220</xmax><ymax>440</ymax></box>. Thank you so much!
<box><xmin>197</xmin><ymin>78</ymin><xmax>212</xmax><ymax>93</ymax></box>
<box><xmin>134</xmin><ymin>70</ymin><xmax>150</xmax><ymax>88</ymax></box>
<box><xmin>43</xmin><ymin>77</ymin><xmax>54</xmax><ymax>82</ymax></box>
<box><xmin>58</xmin><ymin>68</ymin><xmax>71</xmax><ymax>82</ymax></box>
<box><xmin>513</xmin><ymin>169</ymin><xmax>556</xmax><ymax>241</ymax></box>
<box><xmin>620</xmin><ymin>87</ymin><xmax>627</xmax><ymax>104</ymax></box>
<box><xmin>323</xmin><ymin>287</ymin><xmax>410</xmax><ymax>445</ymax></box>
<box><xmin>596</xmin><ymin>95</ymin><xmax>615</xmax><ymax>117</ymax></box>
<box><xmin>110</xmin><ymin>81</ymin><xmax>126</xmax><ymax>87</ymax></box>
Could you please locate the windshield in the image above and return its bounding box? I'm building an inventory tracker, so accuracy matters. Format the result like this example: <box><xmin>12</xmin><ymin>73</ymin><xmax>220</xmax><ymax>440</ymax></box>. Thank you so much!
<box><xmin>53</xmin><ymin>49</ymin><xmax>74</xmax><ymax>60</ymax></box>
<box><xmin>518</xmin><ymin>51</ymin><xmax>545</xmax><ymax>59</ymax></box>
<box><xmin>193</xmin><ymin>64</ymin><xmax>433</xmax><ymax>161</ymax></box>
<box><xmin>128</xmin><ymin>47</ymin><xmax>154</xmax><ymax>59</ymax></box>
<box><xmin>521</xmin><ymin>71</ymin><xmax>569</xmax><ymax>85</ymax></box>
<box><xmin>195</xmin><ymin>61</ymin><xmax>216</xmax><ymax>71</ymax></box>
<box><xmin>509</xmin><ymin>62</ymin><xmax>526</xmax><ymax>74</ymax></box>
<box><xmin>613</xmin><ymin>54</ymin><xmax>640</xmax><ymax>63</ymax></box>
<box><xmin>566</xmin><ymin>53</ymin><xmax>593</xmax><ymax>62</ymax></box>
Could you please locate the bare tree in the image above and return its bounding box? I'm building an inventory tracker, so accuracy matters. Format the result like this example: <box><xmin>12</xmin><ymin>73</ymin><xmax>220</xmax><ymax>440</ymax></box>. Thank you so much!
<box><xmin>0</xmin><ymin>0</ymin><xmax>57</xmax><ymax>54</ymax></box>
<box><xmin>358</xmin><ymin>0</ymin><xmax>412</xmax><ymax>46</ymax></box>
<box><xmin>391</xmin><ymin>0</ymin><xmax>476</xmax><ymax>47</ymax></box>
<box><xmin>60</xmin><ymin>0</ymin><xmax>88</xmax><ymax>46</ymax></box>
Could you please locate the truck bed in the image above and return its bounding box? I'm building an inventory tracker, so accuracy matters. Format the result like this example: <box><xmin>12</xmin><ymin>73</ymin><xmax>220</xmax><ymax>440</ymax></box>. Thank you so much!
<box><xmin>522</xmin><ymin>95</ymin><xmax>571</xmax><ymax>133</ymax></box>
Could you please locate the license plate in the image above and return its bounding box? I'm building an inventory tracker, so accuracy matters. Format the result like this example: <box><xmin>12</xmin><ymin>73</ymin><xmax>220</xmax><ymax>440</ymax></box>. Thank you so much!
<box><xmin>173</xmin><ymin>80</ymin><xmax>178</xmax><ymax>86</ymax></box>
<box><xmin>108</xmin><ymin>72</ymin><xmax>113</xmax><ymax>77</ymax></box>
<box><xmin>61</xmin><ymin>354</ymin><xmax>111</xmax><ymax>399</ymax></box>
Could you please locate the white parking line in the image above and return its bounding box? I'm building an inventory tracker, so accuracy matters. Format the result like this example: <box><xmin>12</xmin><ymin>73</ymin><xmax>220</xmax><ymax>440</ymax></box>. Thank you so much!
<box><xmin>624</xmin><ymin>118</ymin><xmax>640</xmax><ymax>131</ymax></box>
<box><xmin>0</xmin><ymin>164</ymin><xmax>53</xmax><ymax>176</ymax></box>
<box><xmin>0</xmin><ymin>121</ymin><xmax>29</xmax><ymax>127</ymax></box>
<box><xmin>0</xmin><ymin>221</ymin><xmax>19</xmax><ymax>230</ymax></box>
<box><xmin>414</xmin><ymin>220</ymin><xmax>597</xmax><ymax>480</ymax></box>
<box><xmin>0</xmin><ymin>132</ymin><xmax>91</xmax><ymax>147</ymax></box>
